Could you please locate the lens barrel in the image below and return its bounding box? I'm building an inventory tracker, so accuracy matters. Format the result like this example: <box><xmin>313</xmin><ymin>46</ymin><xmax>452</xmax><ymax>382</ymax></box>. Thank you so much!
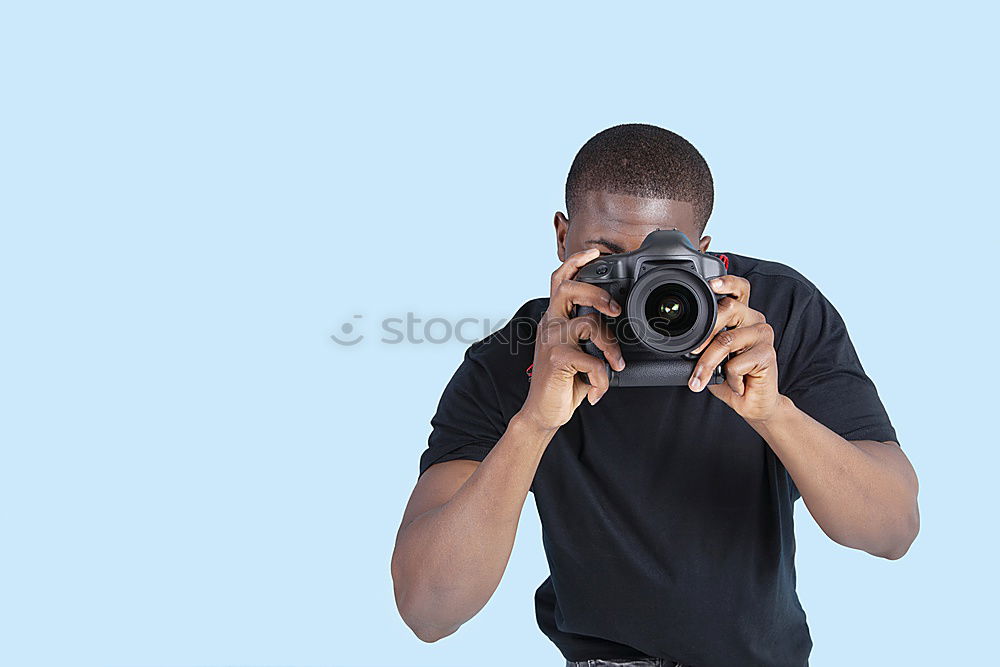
<box><xmin>625</xmin><ymin>267</ymin><xmax>716</xmax><ymax>354</ymax></box>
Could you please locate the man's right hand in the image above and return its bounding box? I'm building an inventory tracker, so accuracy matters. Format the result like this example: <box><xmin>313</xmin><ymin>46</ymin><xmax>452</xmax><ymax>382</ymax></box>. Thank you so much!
<box><xmin>518</xmin><ymin>248</ymin><xmax>626</xmax><ymax>432</ymax></box>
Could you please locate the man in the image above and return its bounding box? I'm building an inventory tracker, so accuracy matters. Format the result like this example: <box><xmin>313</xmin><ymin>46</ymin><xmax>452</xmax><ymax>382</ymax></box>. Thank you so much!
<box><xmin>390</xmin><ymin>124</ymin><xmax>919</xmax><ymax>666</ymax></box>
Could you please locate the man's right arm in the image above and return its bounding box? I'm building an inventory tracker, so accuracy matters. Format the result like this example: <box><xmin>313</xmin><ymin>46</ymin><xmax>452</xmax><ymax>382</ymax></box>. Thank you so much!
<box><xmin>390</xmin><ymin>413</ymin><xmax>556</xmax><ymax>642</ymax></box>
<box><xmin>390</xmin><ymin>248</ymin><xmax>625</xmax><ymax>642</ymax></box>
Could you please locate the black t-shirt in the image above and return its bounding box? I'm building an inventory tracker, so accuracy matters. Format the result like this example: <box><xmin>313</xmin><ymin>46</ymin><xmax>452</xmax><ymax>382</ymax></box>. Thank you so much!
<box><xmin>418</xmin><ymin>252</ymin><xmax>898</xmax><ymax>667</ymax></box>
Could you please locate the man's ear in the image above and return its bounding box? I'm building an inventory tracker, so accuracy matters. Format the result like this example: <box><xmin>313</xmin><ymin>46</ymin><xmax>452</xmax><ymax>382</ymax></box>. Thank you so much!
<box><xmin>698</xmin><ymin>235</ymin><xmax>712</xmax><ymax>252</ymax></box>
<box><xmin>554</xmin><ymin>211</ymin><xmax>570</xmax><ymax>262</ymax></box>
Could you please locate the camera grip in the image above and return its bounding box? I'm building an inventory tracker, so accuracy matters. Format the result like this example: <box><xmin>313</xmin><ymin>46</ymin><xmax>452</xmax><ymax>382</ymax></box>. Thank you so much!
<box><xmin>578</xmin><ymin>339</ymin><xmax>724</xmax><ymax>388</ymax></box>
<box><xmin>572</xmin><ymin>304</ymin><xmax>601</xmax><ymax>320</ymax></box>
<box><xmin>607</xmin><ymin>357</ymin><xmax>723</xmax><ymax>387</ymax></box>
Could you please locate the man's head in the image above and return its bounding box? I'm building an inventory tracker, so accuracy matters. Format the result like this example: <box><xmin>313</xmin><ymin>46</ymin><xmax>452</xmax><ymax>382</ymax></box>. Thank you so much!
<box><xmin>556</xmin><ymin>124</ymin><xmax>715</xmax><ymax>261</ymax></box>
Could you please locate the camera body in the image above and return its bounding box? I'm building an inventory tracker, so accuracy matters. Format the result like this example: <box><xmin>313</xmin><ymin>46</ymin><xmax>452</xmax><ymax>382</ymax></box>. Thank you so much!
<box><xmin>574</xmin><ymin>229</ymin><xmax>727</xmax><ymax>387</ymax></box>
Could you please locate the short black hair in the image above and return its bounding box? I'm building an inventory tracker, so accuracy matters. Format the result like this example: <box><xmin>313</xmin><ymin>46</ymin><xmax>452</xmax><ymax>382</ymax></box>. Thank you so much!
<box><xmin>565</xmin><ymin>124</ymin><xmax>715</xmax><ymax>230</ymax></box>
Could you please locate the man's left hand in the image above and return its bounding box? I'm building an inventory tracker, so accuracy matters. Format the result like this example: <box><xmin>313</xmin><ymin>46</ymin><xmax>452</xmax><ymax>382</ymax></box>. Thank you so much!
<box><xmin>688</xmin><ymin>275</ymin><xmax>781</xmax><ymax>423</ymax></box>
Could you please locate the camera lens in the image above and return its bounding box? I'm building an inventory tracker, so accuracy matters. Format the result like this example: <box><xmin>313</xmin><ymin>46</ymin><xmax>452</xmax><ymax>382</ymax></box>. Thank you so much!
<box><xmin>644</xmin><ymin>283</ymin><xmax>698</xmax><ymax>338</ymax></box>
<box><xmin>626</xmin><ymin>266</ymin><xmax>717</xmax><ymax>354</ymax></box>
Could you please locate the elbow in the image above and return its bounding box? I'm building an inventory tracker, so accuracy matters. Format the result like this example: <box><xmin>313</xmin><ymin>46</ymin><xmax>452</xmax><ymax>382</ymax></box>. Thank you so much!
<box><xmin>874</xmin><ymin>465</ymin><xmax>921</xmax><ymax>561</ymax></box>
<box><xmin>398</xmin><ymin>596</ymin><xmax>446</xmax><ymax>643</ymax></box>
<box><xmin>874</xmin><ymin>539</ymin><xmax>911</xmax><ymax>560</ymax></box>
<box><xmin>397</xmin><ymin>595</ymin><xmax>460</xmax><ymax>643</ymax></box>
<box><xmin>391</xmin><ymin>556</ymin><xmax>459</xmax><ymax>643</ymax></box>
<box><xmin>875</xmin><ymin>503</ymin><xmax>921</xmax><ymax>561</ymax></box>
<box><xmin>876</xmin><ymin>539</ymin><xmax>913</xmax><ymax>561</ymax></box>
<box><xmin>395</xmin><ymin>587</ymin><xmax>456</xmax><ymax>643</ymax></box>
<box><xmin>411</xmin><ymin>622</ymin><xmax>457</xmax><ymax>644</ymax></box>
<box><xmin>412</xmin><ymin>627</ymin><xmax>442</xmax><ymax>643</ymax></box>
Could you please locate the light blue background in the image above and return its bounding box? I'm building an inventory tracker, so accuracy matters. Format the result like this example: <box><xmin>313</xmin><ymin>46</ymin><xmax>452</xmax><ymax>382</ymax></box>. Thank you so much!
<box><xmin>2</xmin><ymin>2</ymin><xmax>997</xmax><ymax>665</ymax></box>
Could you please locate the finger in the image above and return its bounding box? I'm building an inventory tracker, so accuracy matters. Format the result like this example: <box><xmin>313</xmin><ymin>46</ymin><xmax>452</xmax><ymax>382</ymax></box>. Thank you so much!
<box><xmin>550</xmin><ymin>248</ymin><xmax>601</xmax><ymax>294</ymax></box>
<box><xmin>708</xmin><ymin>275</ymin><xmax>751</xmax><ymax>305</ymax></box>
<box><xmin>721</xmin><ymin>344</ymin><xmax>776</xmax><ymax>396</ymax></box>
<box><xmin>556</xmin><ymin>348</ymin><xmax>610</xmax><ymax>404</ymax></box>
<box><xmin>706</xmin><ymin>381</ymin><xmax>736</xmax><ymax>408</ymax></box>
<box><xmin>690</xmin><ymin>298</ymin><xmax>766</xmax><ymax>354</ymax></box>
<box><xmin>689</xmin><ymin>322</ymin><xmax>773</xmax><ymax>392</ymax></box>
<box><xmin>569</xmin><ymin>314</ymin><xmax>625</xmax><ymax>372</ymax></box>
<box><xmin>551</xmin><ymin>279</ymin><xmax>622</xmax><ymax>319</ymax></box>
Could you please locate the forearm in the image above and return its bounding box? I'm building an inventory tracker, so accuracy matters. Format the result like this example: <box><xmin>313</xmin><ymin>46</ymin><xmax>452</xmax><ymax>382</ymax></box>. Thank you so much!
<box><xmin>748</xmin><ymin>395</ymin><xmax>919</xmax><ymax>559</ymax></box>
<box><xmin>392</xmin><ymin>411</ymin><xmax>556</xmax><ymax>641</ymax></box>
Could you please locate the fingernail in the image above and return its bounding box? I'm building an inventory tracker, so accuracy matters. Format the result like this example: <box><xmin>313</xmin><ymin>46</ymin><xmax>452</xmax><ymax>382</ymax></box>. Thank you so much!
<box><xmin>689</xmin><ymin>375</ymin><xmax>702</xmax><ymax>391</ymax></box>
<box><xmin>611</xmin><ymin>301</ymin><xmax>622</xmax><ymax>315</ymax></box>
<box><xmin>710</xmin><ymin>278</ymin><xmax>724</xmax><ymax>290</ymax></box>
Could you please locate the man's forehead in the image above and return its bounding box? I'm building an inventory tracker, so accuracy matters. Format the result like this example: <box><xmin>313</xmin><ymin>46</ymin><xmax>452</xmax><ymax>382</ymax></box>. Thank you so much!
<box><xmin>574</xmin><ymin>191</ymin><xmax>697</xmax><ymax>241</ymax></box>
<box><xmin>576</xmin><ymin>191</ymin><xmax>695</xmax><ymax>227</ymax></box>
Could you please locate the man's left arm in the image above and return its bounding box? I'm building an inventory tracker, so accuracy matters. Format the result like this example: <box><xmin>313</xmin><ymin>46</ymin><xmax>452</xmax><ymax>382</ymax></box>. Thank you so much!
<box><xmin>688</xmin><ymin>275</ymin><xmax>920</xmax><ymax>560</ymax></box>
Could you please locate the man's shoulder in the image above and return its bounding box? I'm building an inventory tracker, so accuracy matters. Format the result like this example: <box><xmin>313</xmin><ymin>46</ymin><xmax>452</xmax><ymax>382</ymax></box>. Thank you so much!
<box><xmin>462</xmin><ymin>297</ymin><xmax>547</xmax><ymax>370</ymax></box>
<box><xmin>724</xmin><ymin>252</ymin><xmax>817</xmax><ymax>291</ymax></box>
<box><xmin>722</xmin><ymin>252</ymin><xmax>822</xmax><ymax>305</ymax></box>
<box><xmin>721</xmin><ymin>253</ymin><xmax>845</xmax><ymax>357</ymax></box>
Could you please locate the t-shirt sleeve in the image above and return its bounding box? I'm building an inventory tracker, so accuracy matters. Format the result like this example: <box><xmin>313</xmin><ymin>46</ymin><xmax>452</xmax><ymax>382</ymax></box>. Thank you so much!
<box><xmin>777</xmin><ymin>287</ymin><xmax>898</xmax><ymax>446</ymax></box>
<box><xmin>419</xmin><ymin>345</ymin><xmax>508</xmax><ymax>477</ymax></box>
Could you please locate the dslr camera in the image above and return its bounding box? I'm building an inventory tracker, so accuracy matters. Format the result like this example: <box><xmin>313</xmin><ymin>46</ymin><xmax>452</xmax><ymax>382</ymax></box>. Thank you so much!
<box><xmin>574</xmin><ymin>229</ymin><xmax>727</xmax><ymax>387</ymax></box>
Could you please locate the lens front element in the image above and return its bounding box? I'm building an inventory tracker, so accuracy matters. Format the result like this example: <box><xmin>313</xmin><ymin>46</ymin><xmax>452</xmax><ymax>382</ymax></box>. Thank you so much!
<box><xmin>645</xmin><ymin>284</ymin><xmax>698</xmax><ymax>338</ymax></box>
